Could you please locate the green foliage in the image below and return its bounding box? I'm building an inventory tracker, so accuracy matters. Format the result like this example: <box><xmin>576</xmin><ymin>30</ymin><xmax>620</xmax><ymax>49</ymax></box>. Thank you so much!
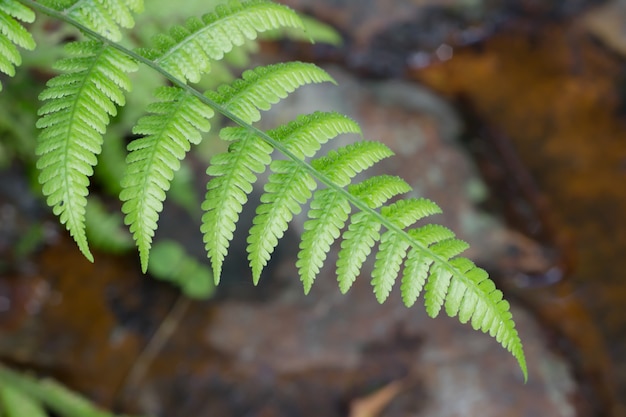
<box><xmin>137</xmin><ymin>0</ymin><xmax>303</xmax><ymax>84</ymax></box>
<box><xmin>2</xmin><ymin>0</ymin><xmax>527</xmax><ymax>380</ymax></box>
<box><xmin>0</xmin><ymin>365</ymin><xmax>139</xmax><ymax>417</ymax></box>
<box><xmin>0</xmin><ymin>384</ymin><xmax>47</xmax><ymax>417</ymax></box>
<box><xmin>149</xmin><ymin>240</ymin><xmax>215</xmax><ymax>299</ymax></box>
<box><xmin>85</xmin><ymin>196</ymin><xmax>135</xmax><ymax>253</ymax></box>
<box><xmin>120</xmin><ymin>86</ymin><xmax>213</xmax><ymax>270</ymax></box>
<box><xmin>35</xmin><ymin>40</ymin><xmax>138</xmax><ymax>262</ymax></box>
<box><xmin>0</xmin><ymin>0</ymin><xmax>36</xmax><ymax>91</ymax></box>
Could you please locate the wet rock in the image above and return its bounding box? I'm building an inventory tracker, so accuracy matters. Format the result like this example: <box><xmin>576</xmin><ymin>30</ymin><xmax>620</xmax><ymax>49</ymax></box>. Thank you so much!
<box><xmin>413</xmin><ymin>17</ymin><xmax>626</xmax><ymax>416</ymax></box>
<box><xmin>583</xmin><ymin>0</ymin><xmax>626</xmax><ymax>57</ymax></box>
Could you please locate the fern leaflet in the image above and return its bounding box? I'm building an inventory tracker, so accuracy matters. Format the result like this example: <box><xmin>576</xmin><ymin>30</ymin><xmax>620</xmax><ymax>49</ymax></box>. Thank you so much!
<box><xmin>310</xmin><ymin>141</ymin><xmax>394</xmax><ymax>186</ymax></box>
<box><xmin>36</xmin><ymin>40</ymin><xmax>137</xmax><ymax>261</ymax></box>
<box><xmin>297</xmin><ymin>188</ymin><xmax>351</xmax><ymax>292</ymax></box>
<box><xmin>0</xmin><ymin>0</ymin><xmax>36</xmax><ymax>91</ymax></box>
<box><xmin>138</xmin><ymin>0</ymin><xmax>305</xmax><ymax>84</ymax></box>
<box><xmin>121</xmin><ymin>86</ymin><xmax>213</xmax><ymax>272</ymax></box>
<box><xmin>248</xmin><ymin>160</ymin><xmax>316</xmax><ymax>283</ymax></box>
<box><xmin>206</xmin><ymin>61</ymin><xmax>335</xmax><ymax>124</ymax></box>
<box><xmin>0</xmin><ymin>384</ymin><xmax>47</xmax><ymax>417</ymax></box>
<box><xmin>270</xmin><ymin>111</ymin><xmax>362</xmax><ymax>159</ymax></box>
<box><xmin>37</xmin><ymin>0</ymin><xmax>143</xmax><ymax>41</ymax></box>
<box><xmin>201</xmin><ymin>127</ymin><xmax>274</xmax><ymax>283</ymax></box>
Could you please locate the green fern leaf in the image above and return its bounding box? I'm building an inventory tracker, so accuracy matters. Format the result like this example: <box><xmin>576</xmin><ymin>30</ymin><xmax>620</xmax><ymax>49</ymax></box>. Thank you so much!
<box><xmin>347</xmin><ymin>175</ymin><xmax>412</xmax><ymax>209</ymax></box>
<box><xmin>248</xmin><ymin>160</ymin><xmax>316</xmax><ymax>283</ymax></box>
<box><xmin>0</xmin><ymin>384</ymin><xmax>47</xmax><ymax>417</ymax></box>
<box><xmin>272</xmin><ymin>111</ymin><xmax>361</xmax><ymax>159</ymax></box>
<box><xmin>149</xmin><ymin>240</ymin><xmax>215</xmax><ymax>299</ymax></box>
<box><xmin>263</xmin><ymin>14</ymin><xmax>342</xmax><ymax>46</ymax></box>
<box><xmin>311</xmin><ymin>141</ymin><xmax>394</xmax><ymax>186</ymax></box>
<box><xmin>409</xmin><ymin>223</ymin><xmax>456</xmax><ymax>246</ymax></box>
<box><xmin>121</xmin><ymin>86</ymin><xmax>213</xmax><ymax>272</ymax></box>
<box><xmin>207</xmin><ymin>62</ymin><xmax>335</xmax><ymax>124</ymax></box>
<box><xmin>36</xmin><ymin>41</ymin><xmax>137</xmax><ymax>262</ymax></box>
<box><xmin>201</xmin><ymin>127</ymin><xmax>273</xmax><ymax>283</ymax></box>
<box><xmin>423</xmin><ymin>263</ymin><xmax>454</xmax><ymax>317</ymax></box>
<box><xmin>381</xmin><ymin>198</ymin><xmax>442</xmax><ymax>228</ymax></box>
<box><xmin>444</xmin><ymin>258</ymin><xmax>476</xmax><ymax>317</ymax></box>
<box><xmin>85</xmin><ymin>196</ymin><xmax>133</xmax><ymax>253</ymax></box>
<box><xmin>0</xmin><ymin>0</ymin><xmax>36</xmax><ymax>91</ymax></box>
<box><xmin>336</xmin><ymin>211</ymin><xmax>381</xmax><ymax>294</ymax></box>
<box><xmin>430</xmin><ymin>237</ymin><xmax>470</xmax><ymax>260</ymax></box>
<box><xmin>400</xmin><ymin>250</ymin><xmax>431</xmax><ymax>307</ymax></box>
<box><xmin>42</xmin><ymin>0</ymin><xmax>143</xmax><ymax>41</ymax></box>
<box><xmin>371</xmin><ymin>230</ymin><xmax>410</xmax><ymax>302</ymax></box>
<box><xmin>140</xmin><ymin>0</ymin><xmax>304</xmax><ymax>84</ymax></box>
<box><xmin>297</xmin><ymin>188</ymin><xmax>350</xmax><ymax>293</ymax></box>
<box><xmin>439</xmin><ymin>257</ymin><xmax>527</xmax><ymax>380</ymax></box>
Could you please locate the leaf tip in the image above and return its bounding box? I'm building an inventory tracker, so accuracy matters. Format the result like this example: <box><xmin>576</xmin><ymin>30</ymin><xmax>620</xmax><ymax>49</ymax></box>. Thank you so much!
<box><xmin>140</xmin><ymin>251</ymin><xmax>149</xmax><ymax>274</ymax></box>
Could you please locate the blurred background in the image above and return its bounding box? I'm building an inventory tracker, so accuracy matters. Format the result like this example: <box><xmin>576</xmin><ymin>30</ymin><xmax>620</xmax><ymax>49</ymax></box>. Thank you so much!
<box><xmin>1</xmin><ymin>0</ymin><xmax>625</xmax><ymax>416</ymax></box>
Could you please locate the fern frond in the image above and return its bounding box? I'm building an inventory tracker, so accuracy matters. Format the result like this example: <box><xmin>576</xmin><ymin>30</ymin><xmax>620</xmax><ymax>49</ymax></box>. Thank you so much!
<box><xmin>247</xmin><ymin>160</ymin><xmax>316</xmax><ymax>283</ymax></box>
<box><xmin>0</xmin><ymin>0</ymin><xmax>36</xmax><ymax>91</ymax></box>
<box><xmin>36</xmin><ymin>41</ymin><xmax>137</xmax><ymax>261</ymax></box>
<box><xmin>120</xmin><ymin>86</ymin><xmax>213</xmax><ymax>272</ymax></box>
<box><xmin>207</xmin><ymin>62</ymin><xmax>335</xmax><ymax>124</ymax></box>
<box><xmin>139</xmin><ymin>0</ymin><xmax>304</xmax><ymax>84</ymax></box>
<box><xmin>201</xmin><ymin>127</ymin><xmax>273</xmax><ymax>283</ymax></box>
<box><xmin>22</xmin><ymin>0</ymin><xmax>527</xmax><ymax>379</ymax></box>
<box><xmin>42</xmin><ymin>0</ymin><xmax>143</xmax><ymax>41</ymax></box>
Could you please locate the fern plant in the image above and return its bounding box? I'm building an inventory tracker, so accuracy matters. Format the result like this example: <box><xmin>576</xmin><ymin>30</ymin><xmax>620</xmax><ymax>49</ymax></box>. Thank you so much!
<box><xmin>1</xmin><ymin>0</ymin><xmax>527</xmax><ymax>379</ymax></box>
